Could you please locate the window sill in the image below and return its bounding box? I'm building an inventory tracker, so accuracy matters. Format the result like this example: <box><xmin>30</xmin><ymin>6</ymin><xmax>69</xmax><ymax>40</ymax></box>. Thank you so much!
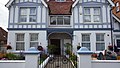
<box><xmin>16</xmin><ymin>22</ymin><xmax>37</xmax><ymax>25</ymax></box>
<box><xmin>49</xmin><ymin>25</ymin><xmax>71</xmax><ymax>27</ymax></box>
<box><xmin>83</xmin><ymin>22</ymin><xmax>101</xmax><ymax>24</ymax></box>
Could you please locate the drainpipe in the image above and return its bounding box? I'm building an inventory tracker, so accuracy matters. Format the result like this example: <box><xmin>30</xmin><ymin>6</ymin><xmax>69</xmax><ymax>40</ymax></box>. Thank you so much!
<box><xmin>110</xmin><ymin>8</ymin><xmax>114</xmax><ymax>51</ymax></box>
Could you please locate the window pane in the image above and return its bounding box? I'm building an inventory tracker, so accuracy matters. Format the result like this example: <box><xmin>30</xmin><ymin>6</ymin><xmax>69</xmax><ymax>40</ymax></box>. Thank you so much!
<box><xmin>84</xmin><ymin>8</ymin><xmax>90</xmax><ymax>15</ymax></box>
<box><xmin>16</xmin><ymin>34</ymin><xmax>24</xmax><ymax>41</ymax></box>
<box><xmin>16</xmin><ymin>42</ymin><xmax>24</xmax><ymax>50</ymax></box>
<box><xmin>57</xmin><ymin>16</ymin><xmax>63</xmax><ymax>25</ymax></box>
<box><xmin>96</xmin><ymin>34</ymin><xmax>104</xmax><ymax>41</ymax></box>
<box><xmin>94</xmin><ymin>15</ymin><xmax>100</xmax><ymax>22</ymax></box>
<box><xmin>64</xmin><ymin>16</ymin><xmax>70</xmax><ymax>25</ymax></box>
<box><xmin>84</xmin><ymin>15</ymin><xmax>91</xmax><ymax>22</ymax></box>
<box><xmin>30</xmin><ymin>34</ymin><xmax>38</xmax><ymax>41</ymax></box>
<box><xmin>29</xmin><ymin>16</ymin><xmax>36</xmax><ymax>22</ymax></box>
<box><xmin>94</xmin><ymin>8</ymin><xmax>100</xmax><ymax>15</ymax></box>
<box><xmin>20</xmin><ymin>16</ymin><xmax>27</xmax><ymax>22</ymax></box>
<box><xmin>50</xmin><ymin>16</ymin><xmax>56</xmax><ymax>25</ymax></box>
<box><xmin>20</xmin><ymin>8</ymin><xmax>27</xmax><ymax>22</ymax></box>
<box><xmin>96</xmin><ymin>43</ymin><xmax>105</xmax><ymax>51</ymax></box>
<box><xmin>61</xmin><ymin>0</ymin><xmax>65</xmax><ymax>1</ymax></box>
<box><xmin>20</xmin><ymin>8</ymin><xmax>27</xmax><ymax>15</ymax></box>
<box><xmin>116</xmin><ymin>2</ymin><xmax>119</xmax><ymax>7</ymax></box>
<box><xmin>30</xmin><ymin>42</ymin><xmax>38</xmax><ymax>48</ymax></box>
<box><xmin>30</xmin><ymin>8</ymin><xmax>36</xmax><ymax>15</ymax></box>
<box><xmin>82</xmin><ymin>34</ymin><xmax>90</xmax><ymax>41</ymax></box>
<box><xmin>82</xmin><ymin>43</ymin><xmax>91</xmax><ymax>50</ymax></box>
<box><xmin>56</xmin><ymin>0</ymin><xmax>65</xmax><ymax>2</ymax></box>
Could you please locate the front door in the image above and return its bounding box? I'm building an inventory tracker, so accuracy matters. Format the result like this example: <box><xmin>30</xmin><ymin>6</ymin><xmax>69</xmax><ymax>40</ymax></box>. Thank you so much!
<box><xmin>50</xmin><ymin>39</ymin><xmax>61</xmax><ymax>55</ymax></box>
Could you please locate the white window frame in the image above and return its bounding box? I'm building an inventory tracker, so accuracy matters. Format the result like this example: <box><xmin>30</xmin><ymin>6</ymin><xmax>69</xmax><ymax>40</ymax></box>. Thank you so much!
<box><xmin>16</xmin><ymin>33</ymin><xmax>25</xmax><ymax>51</ymax></box>
<box><xmin>96</xmin><ymin>33</ymin><xmax>105</xmax><ymax>51</ymax></box>
<box><xmin>49</xmin><ymin>15</ymin><xmax>71</xmax><ymax>26</ymax></box>
<box><xmin>116</xmin><ymin>39</ymin><xmax>120</xmax><ymax>49</ymax></box>
<box><xmin>116</xmin><ymin>2</ymin><xmax>120</xmax><ymax>12</ymax></box>
<box><xmin>19</xmin><ymin>7</ymin><xmax>37</xmax><ymax>23</ymax></box>
<box><xmin>56</xmin><ymin>0</ymin><xmax>66</xmax><ymax>2</ymax></box>
<box><xmin>83</xmin><ymin>7</ymin><xmax>101</xmax><ymax>23</ymax></box>
<box><xmin>81</xmin><ymin>34</ymin><xmax>91</xmax><ymax>50</ymax></box>
<box><xmin>29</xmin><ymin>33</ymin><xmax>39</xmax><ymax>48</ymax></box>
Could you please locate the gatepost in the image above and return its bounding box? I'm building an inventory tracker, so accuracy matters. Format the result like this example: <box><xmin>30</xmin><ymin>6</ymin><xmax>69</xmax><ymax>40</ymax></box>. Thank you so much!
<box><xmin>24</xmin><ymin>47</ymin><xmax>41</xmax><ymax>68</ymax></box>
<box><xmin>77</xmin><ymin>47</ymin><xmax>93</xmax><ymax>68</ymax></box>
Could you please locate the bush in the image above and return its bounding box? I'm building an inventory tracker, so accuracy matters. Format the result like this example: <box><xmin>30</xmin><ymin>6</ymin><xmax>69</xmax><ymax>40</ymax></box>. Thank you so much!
<box><xmin>47</xmin><ymin>45</ymin><xmax>58</xmax><ymax>54</ymax></box>
<box><xmin>65</xmin><ymin>49</ymin><xmax>71</xmax><ymax>55</ymax></box>
<box><xmin>39</xmin><ymin>53</ymin><xmax>48</xmax><ymax>64</ymax></box>
<box><xmin>2</xmin><ymin>53</ymin><xmax>25</xmax><ymax>60</ymax></box>
<box><xmin>4</xmin><ymin>53</ymin><xmax>18</xmax><ymax>60</ymax></box>
<box><xmin>69</xmin><ymin>54</ymin><xmax>77</xmax><ymax>67</ymax></box>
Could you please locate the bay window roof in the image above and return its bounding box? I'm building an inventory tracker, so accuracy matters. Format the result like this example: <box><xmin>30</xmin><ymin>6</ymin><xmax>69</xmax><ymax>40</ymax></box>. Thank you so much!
<box><xmin>47</xmin><ymin>0</ymin><xmax>73</xmax><ymax>15</ymax></box>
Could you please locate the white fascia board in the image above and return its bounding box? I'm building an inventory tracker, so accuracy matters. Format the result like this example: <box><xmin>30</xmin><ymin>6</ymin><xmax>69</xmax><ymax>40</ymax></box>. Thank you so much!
<box><xmin>72</xmin><ymin>0</ymin><xmax>79</xmax><ymax>7</ymax></box>
<box><xmin>41</xmin><ymin>0</ymin><xmax>48</xmax><ymax>7</ymax></box>
<box><xmin>112</xmin><ymin>14</ymin><xmax>120</xmax><ymax>23</ymax></box>
<box><xmin>108</xmin><ymin>0</ymin><xmax>115</xmax><ymax>7</ymax></box>
<box><xmin>5</xmin><ymin>0</ymin><xmax>14</xmax><ymax>8</ymax></box>
<box><xmin>6</xmin><ymin>0</ymin><xmax>48</xmax><ymax>8</ymax></box>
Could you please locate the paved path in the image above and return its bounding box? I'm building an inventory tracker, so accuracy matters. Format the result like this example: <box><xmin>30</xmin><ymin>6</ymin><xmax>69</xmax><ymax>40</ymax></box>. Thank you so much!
<box><xmin>44</xmin><ymin>56</ymin><xmax>74</xmax><ymax>68</ymax></box>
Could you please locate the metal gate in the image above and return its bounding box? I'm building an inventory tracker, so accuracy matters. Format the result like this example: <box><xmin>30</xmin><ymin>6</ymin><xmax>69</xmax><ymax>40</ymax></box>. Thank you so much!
<box><xmin>44</xmin><ymin>55</ymin><xmax>75</xmax><ymax>68</ymax></box>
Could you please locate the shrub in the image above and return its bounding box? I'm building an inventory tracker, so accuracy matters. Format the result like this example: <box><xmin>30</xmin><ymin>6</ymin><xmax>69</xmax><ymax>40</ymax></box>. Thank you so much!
<box><xmin>47</xmin><ymin>45</ymin><xmax>58</xmax><ymax>54</ymax></box>
<box><xmin>69</xmin><ymin>54</ymin><xmax>77</xmax><ymax>67</ymax></box>
<box><xmin>4</xmin><ymin>53</ymin><xmax>18</xmax><ymax>60</ymax></box>
<box><xmin>2</xmin><ymin>53</ymin><xmax>25</xmax><ymax>60</ymax></box>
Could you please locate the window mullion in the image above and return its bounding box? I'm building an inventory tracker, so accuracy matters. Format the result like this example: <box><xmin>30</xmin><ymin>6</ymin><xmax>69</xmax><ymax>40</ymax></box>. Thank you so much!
<box><xmin>91</xmin><ymin>8</ymin><xmax>94</xmax><ymax>23</ymax></box>
<box><xmin>56</xmin><ymin>16</ymin><xmax>57</xmax><ymax>25</ymax></box>
<box><xmin>62</xmin><ymin>16</ymin><xmax>65</xmax><ymax>25</ymax></box>
<box><xmin>27</xmin><ymin>8</ymin><xmax>30</xmax><ymax>22</ymax></box>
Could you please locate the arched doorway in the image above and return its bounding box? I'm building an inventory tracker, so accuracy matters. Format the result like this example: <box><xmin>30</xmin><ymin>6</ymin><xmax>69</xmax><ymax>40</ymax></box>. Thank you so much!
<box><xmin>48</xmin><ymin>32</ymin><xmax>72</xmax><ymax>55</ymax></box>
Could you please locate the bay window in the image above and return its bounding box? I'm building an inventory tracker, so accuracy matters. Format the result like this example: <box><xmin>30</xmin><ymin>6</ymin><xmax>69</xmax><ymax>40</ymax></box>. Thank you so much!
<box><xmin>20</xmin><ymin>7</ymin><xmax>36</xmax><ymax>23</ymax></box>
<box><xmin>84</xmin><ymin>7</ymin><xmax>101</xmax><ymax>23</ymax></box>
<box><xmin>50</xmin><ymin>16</ymin><xmax>70</xmax><ymax>26</ymax></box>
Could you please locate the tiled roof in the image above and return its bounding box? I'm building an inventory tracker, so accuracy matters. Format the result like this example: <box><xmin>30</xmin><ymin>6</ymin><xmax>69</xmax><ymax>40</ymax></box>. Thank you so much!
<box><xmin>47</xmin><ymin>0</ymin><xmax>74</xmax><ymax>15</ymax></box>
<box><xmin>0</xmin><ymin>27</ymin><xmax>8</xmax><ymax>41</ymax></box>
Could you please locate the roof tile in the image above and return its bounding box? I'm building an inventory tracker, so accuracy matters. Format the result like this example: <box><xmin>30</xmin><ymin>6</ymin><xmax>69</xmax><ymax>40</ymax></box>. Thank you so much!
<box><xmin>47</xmin><ymin>1</ymin><xmax>74</xmax><ymax>15</ymax></box>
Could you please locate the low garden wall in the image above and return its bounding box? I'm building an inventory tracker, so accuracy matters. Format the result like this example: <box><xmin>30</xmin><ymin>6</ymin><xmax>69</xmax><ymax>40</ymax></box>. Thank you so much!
<box><xmin>92</xmin><ymin>60</ymin><xmax>120</xmax><ymax>68</ymax></box>
<box><xmin>0</xmin><ymin>60</ymin><xmax>25</xmax><ymax>68</ymax></box>
<box><xmin>77</xmin><ymin>47</ymin><xmax>120</xmax><ymax>68</ymax></box>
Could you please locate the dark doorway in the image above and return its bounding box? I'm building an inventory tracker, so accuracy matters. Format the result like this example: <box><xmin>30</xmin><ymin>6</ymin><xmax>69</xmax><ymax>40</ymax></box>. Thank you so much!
<box><xmin>50</xmin><ymin>39</ymin><xmax>61</xmax><ymax>55</ymax></box>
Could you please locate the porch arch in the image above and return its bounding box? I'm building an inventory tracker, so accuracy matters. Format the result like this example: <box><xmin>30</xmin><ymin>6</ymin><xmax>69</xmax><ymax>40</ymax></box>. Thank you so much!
<box><xmin>48</xmin><ymin>32</ymin><xmax>72</xmax><ymax>55</ymax></box>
